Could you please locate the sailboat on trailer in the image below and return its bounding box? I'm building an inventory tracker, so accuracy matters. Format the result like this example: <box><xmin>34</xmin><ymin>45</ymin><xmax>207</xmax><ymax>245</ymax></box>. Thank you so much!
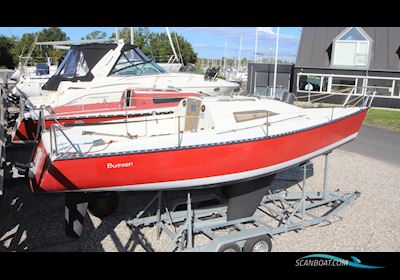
<box><xmin>29</xmin><ymin>96</ymin><xmax>369</xmax><ymax>193</ymax></box>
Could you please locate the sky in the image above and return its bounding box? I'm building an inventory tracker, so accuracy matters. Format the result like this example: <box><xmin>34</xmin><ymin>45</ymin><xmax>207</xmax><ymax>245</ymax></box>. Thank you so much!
<box><xmin>0</xmin><ymin>27</ymin><xmax>302</xmax><ymax>62</ymax></box>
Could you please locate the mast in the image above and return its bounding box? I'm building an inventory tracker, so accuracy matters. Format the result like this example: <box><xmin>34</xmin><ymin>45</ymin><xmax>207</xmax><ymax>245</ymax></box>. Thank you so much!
<box><xmin>224</xmin><ymin>41</ymin><xmax>227</xmax><ymax>70</ymax></box>
<box><xmin>165</xmin><ymin>27</ymin><xmax>179</xmax><ymax>63</ymax></box>
<box><xmin>238</xmin><ymin>34</ymin><xmax>243</xmax><ymax>69</ymax></box>
<box><xmin>115</xmin><ymin>27</ymin><xmax>120</xmax><ymax>41</ymax></box>
<box><xmin>130</xmin><ymin>27</ymin><xmax>134</xmax><ymax>45</ymax></box>
<box><xmin>254</xmin><ymin>28</ymin><xmax>258</xmax><ymax>63</ymax></box>
<box><xmin>23</xmin><ymin>33</ymin><xmax>39</xmax><ymax>69</ymax></box>
<box><xmin>173</xmin><ymin>28</ymin><xmax>184</xmax><ymax>65</ymax></box>
<box><xmin>272</xmin><ymin>27</ymin><xmax>280</xmax><ymax>96</ymax></box>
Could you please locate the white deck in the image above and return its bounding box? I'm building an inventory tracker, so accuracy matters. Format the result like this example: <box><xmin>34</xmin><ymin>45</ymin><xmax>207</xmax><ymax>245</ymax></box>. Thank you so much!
<box><xmin>43</xmin><ymin>97</ymin><xmax>364</xmax><ymax>158</ymax></box>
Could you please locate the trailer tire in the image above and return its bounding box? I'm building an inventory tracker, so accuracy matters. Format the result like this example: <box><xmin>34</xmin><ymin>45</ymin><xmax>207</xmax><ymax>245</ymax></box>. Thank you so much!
<box><xmin>218</xmin><ymin>243</ymin><xmax>241</xmax><ymax>252</ymax></box>
<box><xmin>243</xmin><ymin>235</ymin><xmax>272</xmax><ymax>252</ymax></box>
<box><xmin>88</xmin><ymin>192</ymin><xmax>119</xmax><ymax>218</ymax></box>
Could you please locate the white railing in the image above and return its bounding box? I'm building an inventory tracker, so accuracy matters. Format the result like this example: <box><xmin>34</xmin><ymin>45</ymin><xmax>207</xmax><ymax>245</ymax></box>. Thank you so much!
<box><xmin>296</xmin><ymin>86</ymin><xmax>377</xmax><ymax>108</ymax></box>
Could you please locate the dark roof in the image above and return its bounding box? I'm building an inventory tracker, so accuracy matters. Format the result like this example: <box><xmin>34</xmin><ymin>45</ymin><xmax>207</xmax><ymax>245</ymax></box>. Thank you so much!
<box><xmin>295</xmin><ymin>27</ymin><xmax>400</xmax><ymax>71</ymax></box>
<box><xmin>70</xmin><ymin>43</ymin><xmax>118</xmax><ymax>70</ymax></box>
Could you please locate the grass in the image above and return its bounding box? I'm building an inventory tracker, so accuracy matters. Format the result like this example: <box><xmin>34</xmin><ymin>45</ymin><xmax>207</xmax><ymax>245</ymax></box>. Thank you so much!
<box><xmin>364</xmin><ymin>108</ymin><xmax>400</xmax><ymax>132</ymax></box>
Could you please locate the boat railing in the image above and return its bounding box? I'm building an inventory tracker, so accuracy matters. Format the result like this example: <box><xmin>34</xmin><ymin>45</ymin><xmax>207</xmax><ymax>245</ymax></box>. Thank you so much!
<box><xmin>47</xmin><ymin>97</ymin><xmax>365</xmax><ymax>158</ymax></box>
<box><xmin>296</xmin><ymin>86</ymin><xmax>377</xmax><ymax>108</ymax></box>
<box><xmin>47</xmin><ymin>113</ymin><xmax>193</xmax><ymax>157</ymax></box>
<box><xmin>48</xmin><ymin>108</ymin><xmax>302</xmax><ymax>158</ymax></box>
<box><xmin>50</xmin><ymin>123</ymin><xmax>83</xmax><ymax>157</ymax></box>
<box><xmin>46</xmin><ymin>103</ymin><xmax>83</xmax><ymax>157</ymax></box>
<box><xmin>254</xmin><ymin>86</ymin><xmax>288</xmax><ymax>99</ymax></box>
<box><xmin>342</xmin><ymin>87</ymin><xmax>377</xmax><ymax>108</ymax></box>
<box><xmin>48</xmin><ymin>107</ymin><xmax>348</xmax><ymax>158</ymax></box>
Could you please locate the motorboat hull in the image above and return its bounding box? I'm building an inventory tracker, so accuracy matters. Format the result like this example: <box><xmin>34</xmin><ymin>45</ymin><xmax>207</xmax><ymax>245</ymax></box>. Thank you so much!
<box><xmin>29</xmin><ymin>108</ymin><xmax>368</xmax><ymax>193</ymax></box>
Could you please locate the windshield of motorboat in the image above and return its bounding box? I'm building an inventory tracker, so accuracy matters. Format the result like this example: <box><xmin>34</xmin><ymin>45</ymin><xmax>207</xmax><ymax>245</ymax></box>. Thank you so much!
<box><xmin>54</xmin><ymin>49</ymin><xmax>89</xmax><ymax>78</ymax></box>
<box><xmin>110</xmin><ymin>47</ymin><xmax>166</xmax><ymax>76</ymax></box>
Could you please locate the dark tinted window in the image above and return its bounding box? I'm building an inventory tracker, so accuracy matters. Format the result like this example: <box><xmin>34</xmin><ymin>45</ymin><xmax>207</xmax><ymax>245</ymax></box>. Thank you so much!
<box><xmin>153</xmin><ymin>97</ymin><xmax>183</xmax><ymax>104</ymax></box>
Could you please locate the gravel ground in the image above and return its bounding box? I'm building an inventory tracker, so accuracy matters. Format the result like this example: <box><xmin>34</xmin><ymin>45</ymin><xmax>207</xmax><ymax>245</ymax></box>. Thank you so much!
<box><xmin>1</xmin><ymin>145</ymin><xmax>399</xmax><ymax>252</ymax></box>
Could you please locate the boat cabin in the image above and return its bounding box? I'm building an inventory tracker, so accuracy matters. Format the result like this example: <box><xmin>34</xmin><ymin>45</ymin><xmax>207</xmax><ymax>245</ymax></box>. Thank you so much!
<box><xmin>42</xmin><ymin>43</ymin><xmax>167</xmax><ymax>92</ymax></box>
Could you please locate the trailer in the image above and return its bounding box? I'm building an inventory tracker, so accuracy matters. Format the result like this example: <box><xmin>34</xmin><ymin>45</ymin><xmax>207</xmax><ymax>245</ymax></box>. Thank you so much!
<box><xmin>127</xmin><ymin>153</ymin><xmax>360</xmax><ymax>252</ymax></box>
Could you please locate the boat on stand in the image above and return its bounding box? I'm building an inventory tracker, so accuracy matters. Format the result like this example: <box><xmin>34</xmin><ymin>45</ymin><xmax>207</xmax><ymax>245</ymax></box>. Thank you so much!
<box><xmin>26</xmin><ymin>93</ymin><xmax>373</xmax><ymax>220</ymax></box>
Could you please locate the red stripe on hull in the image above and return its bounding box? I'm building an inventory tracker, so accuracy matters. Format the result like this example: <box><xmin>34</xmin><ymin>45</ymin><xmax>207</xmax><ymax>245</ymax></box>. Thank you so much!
<box><xmin>31</xmin><ymin>109</ymin><xmax>367</xmax><ymax>192</ymax></box>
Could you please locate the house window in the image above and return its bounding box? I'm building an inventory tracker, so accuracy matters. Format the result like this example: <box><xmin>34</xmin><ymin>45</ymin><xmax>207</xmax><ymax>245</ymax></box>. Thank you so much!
<box><xmin>394</xmin><ymin>81</ymin><xmax>400</xmax><ymax>97</ymax></box>
<box><xmin>367</xmin><ymin>79</ymin><xmax>394</xmax><ymax>96</ymax></box>
<box><xmin>298</xmin><ymin>75</ymin><xmax>327</xmax><ymax>92</ymax></box>
<box><xmin>331</xmin><ymin>77</ymin><xmax>356</xmax><ymax>93</ymax></box>
<box><xmin>332</xmin><ymin>27</ymin><xmax>372</xmax><ymax>68</ymax></box>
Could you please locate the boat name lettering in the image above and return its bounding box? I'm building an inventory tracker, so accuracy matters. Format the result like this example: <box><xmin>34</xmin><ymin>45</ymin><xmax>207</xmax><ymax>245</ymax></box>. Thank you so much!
<box><xmin>106</xmin><ymin>162</ymin><xmax>134</xmax><ymax>169</ymax></box>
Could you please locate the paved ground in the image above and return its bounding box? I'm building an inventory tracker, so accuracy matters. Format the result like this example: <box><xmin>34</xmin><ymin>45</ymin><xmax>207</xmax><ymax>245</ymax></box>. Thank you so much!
<box><xmin>0</xmin><ymin>125</ymin><xmax>399</xmax><ymax>252</ymax></box>
<box><xmin>340</xmin><ymin>125</ymin><xmax>400</xmax><ymax>166</ymax></box>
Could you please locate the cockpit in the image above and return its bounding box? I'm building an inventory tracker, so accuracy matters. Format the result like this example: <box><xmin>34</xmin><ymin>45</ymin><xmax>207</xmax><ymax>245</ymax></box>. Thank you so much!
<box><xmin>42</xmin><ymin>43</ymin><xmax>166</xmax><ymax>91</ymax></box>
<box><xmin>109</xmin><ymin>47</ymin><xmax>166</xmax><ymax>76</ymax></box>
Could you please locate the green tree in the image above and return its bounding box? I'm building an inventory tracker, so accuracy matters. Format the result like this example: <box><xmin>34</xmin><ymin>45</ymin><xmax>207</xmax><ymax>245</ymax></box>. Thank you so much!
<box><xmin>0</xmin><ymin>35</ymin><xmax>16</xmax><ymax>68</ymax></box>
<box><xmin>10</xmin><ymin>27</ymin><xmax>69</xmax><ymax>67</ymax></box>
<box><xmin>81</xmin><ymin>30</ymin><xmax>108</xmax><ymax>40</ymax></box>
<box><xmin>112</xmin><ymin>27</ymin><xmax>152</xmax><ymax>54</ymax></box>
<box><xmin>112</xmin><ymin>27</ymin><xmax>197</xmax><ymax>65</ymax></box>
<box><xmin>37</xmin><ymin>27</ymin><xmax>70</xmax><ymax>64</ymax></box>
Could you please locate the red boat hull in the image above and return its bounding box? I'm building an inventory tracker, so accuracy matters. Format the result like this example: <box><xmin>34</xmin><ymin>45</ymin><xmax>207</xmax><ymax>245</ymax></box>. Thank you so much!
<box><xmin>30</xmin><ymin>109</ymin><xmax>368</xmax><ymax>193</ymax></box>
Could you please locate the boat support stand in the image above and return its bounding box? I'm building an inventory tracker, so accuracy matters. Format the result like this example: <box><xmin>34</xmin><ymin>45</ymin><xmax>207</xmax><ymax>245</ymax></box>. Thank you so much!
<box><xmin>65</xmin><ymin>193</ymin><xmax>89</xmax><ymax>238</ymax></box>
<box><xmin>127</xmin><ymin>153</ymin><xmax>360</xmax><ymax>252</ymax></box>
<box><xmin>0</xmin><ymin>88</ymin><xmax>6</xmax><ymax>197</ymax></box>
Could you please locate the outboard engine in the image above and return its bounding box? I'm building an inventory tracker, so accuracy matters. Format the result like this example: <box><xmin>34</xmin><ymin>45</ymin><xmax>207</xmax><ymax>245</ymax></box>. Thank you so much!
<box><xmin>204</xmin><ymin>66</ymin><xmax>220</xmax><ymax>81</ymax></box>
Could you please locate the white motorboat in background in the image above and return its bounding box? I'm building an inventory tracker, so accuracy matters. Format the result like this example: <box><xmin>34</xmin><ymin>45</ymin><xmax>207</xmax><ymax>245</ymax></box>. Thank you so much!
<box><xmin>12</xmin><ymin>64</ymin><xmax>58</xmax><ymax>97</ymax></box>
<box><xmin>21</xmin><ymin>42</ymin><xmax>239</xmax><ymax>110</ymax></box>
<box><xmin>158</xmin><ymin>61</ymin><xmax>183</xmax><ymax>73</ymax></box>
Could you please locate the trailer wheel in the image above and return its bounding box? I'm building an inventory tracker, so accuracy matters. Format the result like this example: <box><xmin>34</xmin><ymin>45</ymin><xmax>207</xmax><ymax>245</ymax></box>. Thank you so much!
<box><xmin>243</xmin><ymin>235</ymin><xmax>272</xmax><ymax>252</ymax></box>
<box><xmin>88</xmin><ymin>192</ymin><xmax>119</xmax><ymax>218</ymax></box>
<box><xmin>218</xmin><ymin>243</ymin><xmax>241</xmax><ymax>252</ymax></box>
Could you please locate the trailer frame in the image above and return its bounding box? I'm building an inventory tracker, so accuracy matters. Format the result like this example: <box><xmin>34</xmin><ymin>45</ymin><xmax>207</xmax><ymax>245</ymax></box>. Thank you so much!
<box><xmin>127</xmin><ymin>153</ymin><xmax>360</xmax><ymax>252</ymax></box>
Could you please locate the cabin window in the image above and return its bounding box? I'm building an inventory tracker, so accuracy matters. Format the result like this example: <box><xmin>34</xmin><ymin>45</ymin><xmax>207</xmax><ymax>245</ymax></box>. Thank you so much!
<box><xmin>76</xmin><ymin>51</ymin><xmax>89</xmax><ymax>77</ymax></box>
<box><xmin>125</xmin><ymin>90</ymin><xmax>132</xmax><ymax>107</ymax></box>
<box><xmin>332</xmin><ymin>27</ymin><xmax>372</xmax><ymax>68</ymax></box>
<box><xmin>57</xmin><ymin>50</ymin><xmax>89</xmax><ymax>78</ymax></box>
<box><xmin>54</xmin><ymin>48</ymin><xmax>75</xmax><ymax>76</ymax></box>
<box><xmin>60</xmin><ymin>50</ymin><xmax>79</xmax><ymax>77</ymax></box>
<box><xmin>234</xmin><ymin>110</ymin><xmax>278</xmax><ymax>123</ymax></box>
<box><xmin>152</xmin><ymin>97</ymin><xmax>183</xmax><ymax>104</ymax></box>
<box><xmin>110</xmin><ymin>48</ymin><xmax>166</xmax><ymax>76</ymax></box>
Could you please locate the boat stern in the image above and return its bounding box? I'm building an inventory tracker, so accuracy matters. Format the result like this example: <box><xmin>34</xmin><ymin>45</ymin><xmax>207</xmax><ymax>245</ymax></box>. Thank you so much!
<box><xmin>11</xmin><ymin>117</ymin><xmax>39</xmax><ymax>143</ymax></box>
<box><xmin>29</xmin><ymin>139</ymin><xmax>50</xmax><ymax>192</ymax></box>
